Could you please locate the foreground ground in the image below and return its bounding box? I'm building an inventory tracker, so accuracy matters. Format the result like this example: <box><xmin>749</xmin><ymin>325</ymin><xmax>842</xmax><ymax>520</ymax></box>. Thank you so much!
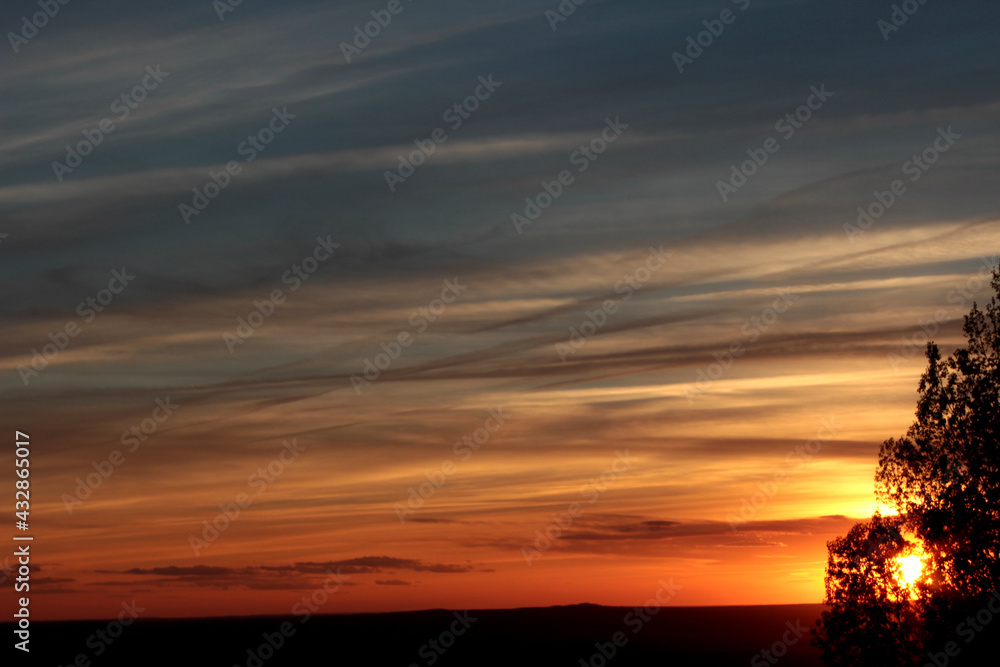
<box><xmin>8</xmin><ymin>603</ymin><xmax>825</xmax><ymax>666</ymax></box>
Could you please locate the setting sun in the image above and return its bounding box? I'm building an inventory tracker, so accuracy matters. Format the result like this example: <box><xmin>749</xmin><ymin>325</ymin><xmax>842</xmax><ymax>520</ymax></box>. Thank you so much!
<box><xmin>896</xmin><ymin>555</ymin><xmax>924</xmax><ymax>586</ymax></box>
<box><xmin>893</xmin><ymin>544</ymin><xmax>930</xmax><ymax>596</ymax></box>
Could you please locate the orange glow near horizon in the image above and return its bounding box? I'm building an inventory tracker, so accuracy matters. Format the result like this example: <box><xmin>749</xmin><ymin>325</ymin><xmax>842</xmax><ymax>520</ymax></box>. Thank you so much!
<box><xmin>7</xmin><ymin>254</ymin><xmax>990</xmax><ymax>622</ymax></box>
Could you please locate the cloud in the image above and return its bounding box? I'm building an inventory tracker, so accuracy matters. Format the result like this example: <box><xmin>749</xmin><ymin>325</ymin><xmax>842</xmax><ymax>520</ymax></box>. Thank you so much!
<box><xmin>29</xmin><ymin>577</ymin><xmax>78</xmax><ymax>594</ymax></box>
<box><xmin>96</xmin><ymin>556</ymin><xmax>475</xmax><ymax>592</ymax></box>
<box><xmin>123</xmin><ymin>565</ymin><xmax>234</xmax><ymax>577</ymax></box>
<box><xmin>5</xmin><ymin>0</ymin><xmax>1000</xmax><ymax>616</ymax></box>
<box><xmin>491</xmin><ymin>514</ymin><xmax>861</xmax><ymax>557</ymax></box>
<box><xmin>320</xmin><ymin>557</ymin><xmax>474</xmax><ymax>574</ymax></box>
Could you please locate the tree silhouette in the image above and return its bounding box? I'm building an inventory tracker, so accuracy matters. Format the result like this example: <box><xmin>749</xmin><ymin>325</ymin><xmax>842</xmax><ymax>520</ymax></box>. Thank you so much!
<box><xmin>813</xmin><ymin>514</ymin><xmax>922</xmax><ymax>666</ymax></box>
<box><xmin>813</xmin><ymin>265</ymin><xmax>1000</xmax><ymax>665</ymax></box>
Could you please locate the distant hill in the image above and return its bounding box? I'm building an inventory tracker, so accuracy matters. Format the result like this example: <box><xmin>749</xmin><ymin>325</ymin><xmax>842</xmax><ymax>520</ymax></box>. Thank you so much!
<box><xmin>6</xmin><ymin>603</ymin><xmax>826</xmax><ymax>666</ymax></box>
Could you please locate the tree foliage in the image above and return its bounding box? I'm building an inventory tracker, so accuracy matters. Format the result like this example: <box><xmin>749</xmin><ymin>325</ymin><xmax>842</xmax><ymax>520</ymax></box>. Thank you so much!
<box><xmin>814</xmin><ymin>514</ymin><xmax>922</xmax><ymax>666</ymax></box>
<box><xmin>814</xmin><ymin>266</ymin><xmax>1000</xmax><ymax>665</ymax></box>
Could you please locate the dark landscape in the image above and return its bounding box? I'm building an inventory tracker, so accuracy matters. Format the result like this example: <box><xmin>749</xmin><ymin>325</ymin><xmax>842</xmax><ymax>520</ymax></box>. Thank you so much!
<box><xmin>8</xmin><ymin>604</ymin><xmax>826</xmax><ymax>666</ymax></box>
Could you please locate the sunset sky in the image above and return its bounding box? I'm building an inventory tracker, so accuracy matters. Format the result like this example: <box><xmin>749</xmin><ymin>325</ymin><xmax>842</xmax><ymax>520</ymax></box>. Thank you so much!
<box><xmin>2</xmin><ymin>0</ymin><xmax>999</xmax><ymax>621</ymax></box>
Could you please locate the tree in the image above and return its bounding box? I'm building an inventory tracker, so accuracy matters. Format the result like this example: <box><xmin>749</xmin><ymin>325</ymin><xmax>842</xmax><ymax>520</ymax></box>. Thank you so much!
<box><xmin>812</xmin><ymin>514</ymin><xmax>922</xmax><ymax>666</ymax></box>
<box><xmin>814</xmin><ymin>265</ymin><xmax>1000</xmax><ymax>664</ymax></box>
<box><xmin>877</xmin><ymin>267</ymin><xmax>1000</xmax><ymax>601</ymax></box>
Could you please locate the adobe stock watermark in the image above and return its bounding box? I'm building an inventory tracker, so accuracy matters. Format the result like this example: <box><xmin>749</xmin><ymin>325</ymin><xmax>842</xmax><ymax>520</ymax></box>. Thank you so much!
<box><xmin>340</xmin><ymin>0</ymin><xmax>416</xmax><ymax>63</ymax></box>
<box><xmin>716</xmin><ymin>84</ymin><xmax>833</xmax><ymax>202</ymax></box>
<box><xmin>888</xmin><ymin>256</ymin><xmax>997</xmax><ymax>372</ymax></box>
<box><xmin>726</xmin><ymin>417</ymin><xmax>841</xmax><ymax>533</ymax></box>
<box><xmin>545</xmin><ymin>0</ymin><xmax>588</xmax><ymax>31</ymax></box>
<box><xmin>385</xmin><ymin>74</ymin><xmax>502</xmax><ymax>192</ymax></box>
<box><xmin>860</xmin><ymin>521</ymin><xmax>904</xmax><ymax>564</ymax></box>
<box><xmin>877</xmin><ymin>0</ymin><xmax>932</xmax><ymax>41</ymax></box>
<box><xmin>750</xmin><ymin>619</ymin><xmax>810</xmax><ymax>667</ymax></box>
<box><xmin>672</xmin><ymin>0</ymin><xmax>751</xmax><ymax>73</ymax></box>
<box><xmin>923</xmin><ymin>588</ymin><xmax>1000</xmax><ymax>667</ymax></box>
<box><xmin>683</xmin><ymin>288</ymin><xmax>799</xmax><ymax>401</ymax></box>
<box><xmin>18</xmin><ymin>267</ymin><xmax>135</xmax><ymax>386</ymax></box>
<box><xmin>844</xmin><ymin>126</ymin><xmax>960</xmax><ymax>243</ymax></box>
<box><xmin>49</xmin><ymin>600</ymin><xmax>145</xmax><ymax>665</ymax></box>
<box><xmin>234</xmin><ymin>569</ymin><xmax>351</xmax><ymax>667</ymax></box>
<box><xmin>556</xmin><ymin>246</ymin><xmax>672</xmax><ymax>362</ymax></box>
<box><xmin>189</xmin><ymin>438</ymin><xmax>306</xmax><ymax>555</ymax></box>
<box><xmin>223</xmin><ymin>236</ymin><xmax>340</xmax><ymax>353</ymax></box>
<box><xmin>7</xmin><ymin>0</ymin><xmax>72</xmax><ymax>53</ymax></box>
<box><xmin>179</xmin><ymin>106</ymin><xmax>296</xmax><ymax>224</ymax></box>
<box><xmin>62</xmin><ymin>397</ymin><xmax>180</xmax><ymax>513</ymax></box>
<box><xmin>52</xmin><ymin>66</ymin><xmax>169</xmax><ymax>182</ymax></box>
<box><xmin>511</xmin><ymin>116</ymin><xmax>628</xmax><ymax>234</ymax></box>
<box><xmin>521</xmin><ymin>450</ymin><xmax>636</xmax><ymax>565</ymax></box>
<box><xmin>407</xmin><ymin>611</ymin><xmax>477</xmax><ymax>667</ymax></box>
<box><xmin>350</xmin><ymin>278</ymin><xmax>467</xmax><ymax>394</ymax></box>
<box><xmin>291</xmin><ymin>568</ymin><xmax>352</xmax><ymax>622</ymax></box>
<box><xmin>213</xmin><ymin>0</ymin><xmax>251</xmax><ymax>22</ymax></box>
<box><xmin>394</xmin><ymin>409</ymin><xmax>510</xmax><ymax>523</ymax></box>
<box><xmin>578</xmin><ymin>578</ymin><xmax>682</xmax><ymax>667</ymax></box>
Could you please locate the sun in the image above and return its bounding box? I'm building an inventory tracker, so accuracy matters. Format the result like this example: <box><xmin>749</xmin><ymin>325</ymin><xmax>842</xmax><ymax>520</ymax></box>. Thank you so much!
<box><xmin>895</xmin><ymin>555</ymin><xmax>924</xmax><ymax>587</ymax></box>
<box><xmin>892</xmin><ymin>544</ymin><xmax>929</xmax><ymax>597</ymax></box>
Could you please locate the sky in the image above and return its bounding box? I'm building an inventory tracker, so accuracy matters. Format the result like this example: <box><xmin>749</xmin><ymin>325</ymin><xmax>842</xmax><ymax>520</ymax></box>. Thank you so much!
<box><xmin>1</xmin><ymin>0</ymin><xmax>999</xmax><ymax>621</ymax></box>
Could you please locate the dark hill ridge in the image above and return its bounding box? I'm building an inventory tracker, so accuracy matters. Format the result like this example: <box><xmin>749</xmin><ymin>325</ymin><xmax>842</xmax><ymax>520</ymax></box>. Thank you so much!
<box><xmin>8</xmin><ymin>603</ymin><xmax>826</xmax><ymax>666</ymax></box>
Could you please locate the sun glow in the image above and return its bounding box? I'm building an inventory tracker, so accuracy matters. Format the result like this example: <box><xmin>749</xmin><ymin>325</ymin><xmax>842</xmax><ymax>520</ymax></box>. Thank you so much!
<box><xmin>893</xmin><ymin>543</ymin><xmax>930</xmax><ymax>596</ymax></box>
<box><xmin>896</xmin><ymin>555</ymin><xmax>924</xmax><ymax>587</ymax></box>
